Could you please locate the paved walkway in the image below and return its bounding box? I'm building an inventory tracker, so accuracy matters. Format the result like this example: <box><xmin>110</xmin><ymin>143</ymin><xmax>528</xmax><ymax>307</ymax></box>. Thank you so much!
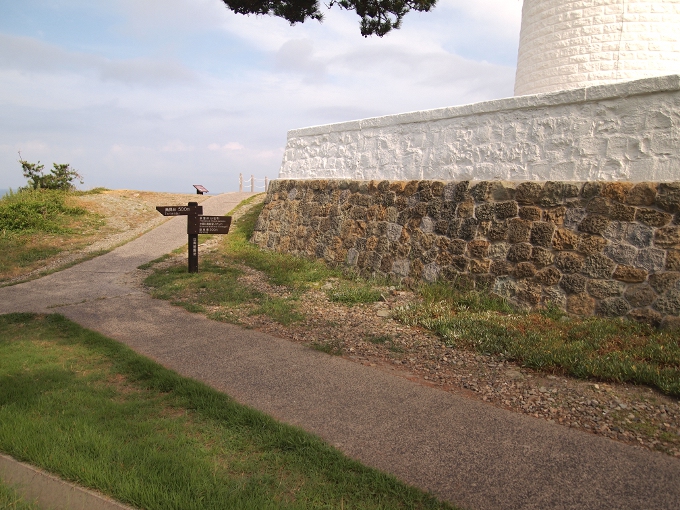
<box><xmin>1</xmin><ymin>192</ymin><xmax>679</xmax><ymax>510</ymax></box>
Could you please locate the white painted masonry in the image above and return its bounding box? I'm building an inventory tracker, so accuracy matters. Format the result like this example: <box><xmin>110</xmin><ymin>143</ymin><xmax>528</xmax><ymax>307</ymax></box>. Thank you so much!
<box><xmin>278</xmin><ymin>75</ymin><xmax>680</xmax><ymax>182</ymax></box>
<box><xmin>515</xmin><ymin>0</ymin><xmax>680</xmax><ymax>96</ymax></box>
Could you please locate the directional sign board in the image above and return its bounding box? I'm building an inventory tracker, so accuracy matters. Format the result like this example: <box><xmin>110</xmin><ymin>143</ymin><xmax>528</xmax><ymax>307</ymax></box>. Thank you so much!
<box><xmin>187</xmin><ymin>215</ymin><xmax>231</xmax><ymax>235</ymax></box>
<box><xmin>193</xmin><ymin>184</ymin><xmax>209</xmax><ymax>194</ymax></box>
<box><xmin>198</xmin><ymin>215</ymin><xmax>231</xmax><ymax>234</ymax></box>
<box><xmin>156</xmin><ymin>205</ymin><xmax>203</xmax><ymax>216</ymax></box>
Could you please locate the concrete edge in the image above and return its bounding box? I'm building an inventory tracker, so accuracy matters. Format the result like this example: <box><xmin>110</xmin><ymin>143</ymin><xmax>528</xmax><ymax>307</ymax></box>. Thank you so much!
<box><xmin>0</xmin><ymin>453</ymin><xmax>135</xmax><ymax>510</ymax></box>
<box><xmin>287</xmin><ymin>73</ymin><xmax>680</xmax><ymax>137</ymax></box>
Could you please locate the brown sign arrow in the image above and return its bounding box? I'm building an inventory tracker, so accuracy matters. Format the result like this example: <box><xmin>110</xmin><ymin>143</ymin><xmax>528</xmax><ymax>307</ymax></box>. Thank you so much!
<box><xmin>156</xmin><ymin>205</ymin><xmax>203</xmax><ymax>216</ymax></box>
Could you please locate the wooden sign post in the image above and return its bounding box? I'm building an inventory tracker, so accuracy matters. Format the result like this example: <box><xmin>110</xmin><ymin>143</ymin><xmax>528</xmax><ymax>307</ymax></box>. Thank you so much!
<box><xmin>156</xmin><ymin>201</ymin><xmax>231</xmax><ymax>273</ymax></box>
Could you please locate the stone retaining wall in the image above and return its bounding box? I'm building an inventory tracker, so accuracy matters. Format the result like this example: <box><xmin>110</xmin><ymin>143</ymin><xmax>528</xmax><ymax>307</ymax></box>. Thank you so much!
<box><xmin>252</xmin><ymin>179</ymin><xmax>680</xmax><ymax>325</ymax></box>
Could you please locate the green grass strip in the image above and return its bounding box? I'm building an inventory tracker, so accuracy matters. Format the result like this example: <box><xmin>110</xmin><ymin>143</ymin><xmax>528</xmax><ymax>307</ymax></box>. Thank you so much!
<box><xmin>0</xmin><ymin>480</ymin><xmax>39</xmax><ymax>510</ymax></box>
<box><xmin>394</xmin><ymin>299</ymin><xmax>680</xmax><ymax>396</ymax></box>
<box><xmin>0</xmin><ymin>313</ymin><xmax>454</xmax><ymax>510</ymax></box>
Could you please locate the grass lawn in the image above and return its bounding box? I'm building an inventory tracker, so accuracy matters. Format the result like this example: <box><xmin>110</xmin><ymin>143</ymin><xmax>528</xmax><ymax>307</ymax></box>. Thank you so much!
<box><xmin>0</xmin><ymin>313</ymin><xmax>454</xmax><ymax>510</ymax></box>
<box><xmin>0</xmin><ymin>189</ymin><xmax>105</xmax><ymax>281</ymax></box>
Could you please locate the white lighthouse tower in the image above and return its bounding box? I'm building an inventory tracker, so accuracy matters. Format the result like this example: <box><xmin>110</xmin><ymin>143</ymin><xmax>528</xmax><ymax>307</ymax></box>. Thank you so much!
<box><xmin>514</xmin><ymin>0</ymin><xmax>680</xmax><ymax>95</ymax></box>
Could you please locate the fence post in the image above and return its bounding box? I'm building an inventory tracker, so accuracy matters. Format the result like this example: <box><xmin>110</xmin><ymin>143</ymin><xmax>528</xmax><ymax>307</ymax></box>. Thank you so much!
<box><xmin>251</xmin><ymin>174</ymin><xmax>254</xmax><ymax>193</ymax></box>
<box><xmin>239</xmin><ymin>173</ymin><xmax>243</xmax><ymax>192</ymax></box>
<box><xmin>265</xmin><ymin>177</ymin><xmax>269</xmax><ymax>191</ymax></box>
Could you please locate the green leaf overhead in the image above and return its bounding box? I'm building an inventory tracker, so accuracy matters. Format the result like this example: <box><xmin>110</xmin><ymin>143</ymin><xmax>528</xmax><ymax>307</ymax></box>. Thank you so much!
<box><xmin>220</xmin><ymin>0</ymin><xmax>437</xmax><ymax>36</ymax></box>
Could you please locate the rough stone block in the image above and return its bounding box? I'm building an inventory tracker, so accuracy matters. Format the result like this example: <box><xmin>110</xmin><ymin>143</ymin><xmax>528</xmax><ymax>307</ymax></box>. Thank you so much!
<box><xmin>470</xmin><ymin>259</ymin><xmax>492</xmax><ymax>274</ymax></box>
<box><xmin>635</xmin><ymin>248</ymin><xmax>666</xmax><ymax>272</ymax></box>
<box><xmin>604</xmin><ymin>221</ymin><xmax>626</xmax><ymax>242</ymax></box>
<box><xmin>655</xmin><ymin>183</ymin><xmax>680</xmax><ymax>213</ymax></box>
<box><xmin>535</xmin><ymin>266</ymin><xmax>562</xmax><ymax>286</ymax></box>
<box><xmin>490</xmin><ymin>260</ymin><xmax>512</xmax><ymax>275</ymax></box>
<box><xmin>587</xmin><ymin>279</ymin><xmax>625</xmax><ymax>299</ymax></box>
<box><xmin>579</xmin><ymin>215</ymin><xmax>610</xmax><ymax>235</ymax></box>
<box><xmin>560</xmin><ymin>274</ymin><xmax>588</xmax><ymax>294</ymax></box>
<box><xmin>519</xmin><ymin>206</ymin><xmax>542</xmax><ymax>221</ymax></box>
<box><xmin>635</xmin><ymin>208</ymin><xmax>672</xmax><ymax>227</ymax></box>
<box><xmin>567</xmin><ymin>293</ymin><xmax>595</xmax><ymax>316</ymax></box>
<box><xmin>564</xmin><ymin>208</ymin><xmax>587</xmax><ymax>229</ymax></box>
<box><xmin>422</xmin><ymin>262</ymin><xmax>440</xmax><ymax>282</ymax></box>
<box><xmin>530</xmin><ymin>222</ymin><xmax>556</xmax><ymax>248</ymax></box>
<box><xmin>610</xmin><ymin>203</ymin><xmax>636</xmax><ymax>222</ymax></box>
<box><xmin>626</xmin><ymin>183</ymin><xmax>656</xmax><ymax>206</ymax></box>
<box><xmin>613</xmin><ymin>265</ymin><xmax>648</xmax><ymax>283</ymax></box>
<box><xmin>586</xmin><ymin>197</ymin><xmax>611</xmax><ymax>215</ymax></box>
<box><xmin>555</xmin><ymin>252</ymin><xmax>584</xmax><ymax>273</ymax></box>
<box><xmin>667</xmin><ymin>250</ymin><xmax>680</xmax><ymax>271</ymax></box>
<box><xmin>456</xmin><ymin>200</ymin><xmax>475</xmax><ymax>219</ymax></box>
<box><xmin>582</xmin><ymin>254</ymin><xmax>616</xmax><ymax>279</ymax></box>
<box><xmin>507</xmin><ymin>243</ymin><xmax>533</xmax><ymax>262</ymax></box>
<box><xmin>581</xmin><ymin>182</ymin><xmax>602</xmax><ymax>200</ymax></box>
<box><xmin>654</xmin><ymin>226</ymin><xmax>680</xmax><ymax>248</ymax></box>
<box><xmin>496</xmin><ymin>201</ymin><xmax>519</xmax><ymax>219</ymax></box>
<box><xmin>468</xmin><ymin>239</ymin><xmax>490</xmax><ymax>259</ymax></box>
<box><xmin>513</xmin><ymin>262</ymin><xmax>537</xmax><ymax>279</ymax></box>
<box><xmin>531</xmin><ymin>246</ymin><xmax>554</xmax><ymax>268</ymax></box>
<box><xmin>450</xmin><ymin>256</ymin><xmax>469</xmax><ymax>272</ymax></box>
<box><xmin>454</xmin><ymin>218</ymin><xmax>478</xmax><ymax>241</ymax></box>
<box><xmin>552</xmin><ymin>229</ymin><xmax>580</xmax><ymax>251</ymax></box>
<box><xmin>627</xmin><ymin>308</ymin><xmax>662</xmax><ymax>327</ymax></box>
<box><xmin>601</xmin><ymin>182</ymin><xmax>634</xmax><ymax>203</ymax></box>
<box><xmin>543</xmin><ymin>206</ymin><xmax>566</xmax><ymax>225</ymax></box>
<box><xmin>347</xmin><ymin>248</ymin><xmax>359</xmax><ymax>266</ymax></box>
<box><xmin>508</xmin><ymin>218</ymin><xmax>532</xmax><ymax>243</ymax></box>
<box><xmin>542</xmin><ymin>286</ymin><xmax>567</xmax><ymax>309</ymax></box>
<box><xmin>649</xmin><ymin>272</ymin><xmax>680</xmax><ymax>294</ymax></box>
<box><xmin>654</xmin><ymin>289</ymin><xmax>680</xmax><ymax>316</ymax></box>
<box><xmin>487</xmin><ymin>221</ymin><xmax>508</xmax><ymax>241</ymax></box>
<box><xmin>493</xmin><ymin>276</ymin><xmax>517</xmax><ymax>299</ymax></box>
<box><xmin>540</xmin><ymin>182</ymin><xmax>580</xmax><ymax>207</ymax></box>
<box><xmin>488</xmin><ymin>242</ymin><xmax>510</xmax><ymax>260</ymax></box>
<box><xmin>626</xmin><ymin>224</ymin><xmax>654</xmax><ymax>248</ymax></box>
<box><xmin>386</xmin><ymin>222</ymin><xmax>403</xmax><ymax>242</ymax></box>
<box><xmin>624</xmin><ymin>285</ymin><xmax>657</xmax><ymax>308</ymax></box>
<box><xmin>578</xmin><ymin>235</ymin><xmax>607</xmax><ymax>255</ymax></box>
<box><xmin>516</xmin><ymin>182</ymin><xmax>543</xmax><ymax>205</ymax></box>
<box><xmin>516</xmin><ymin>282</ymin><xmax>542</xmax><ymax>306</ymax></box>
<box><xmin>475</xmin><ymin>203</ymin><xmax>495</xmax><ymax>221</ymax></box>
<box><xmin>596</xmin><ymin>297</ymin><xmax>630</xmax><ymax>317</ymax></box>
<box><xmin>603</xmin><ymin>243</ymin><xmax>637</xmax><ymax>265</ymax></box>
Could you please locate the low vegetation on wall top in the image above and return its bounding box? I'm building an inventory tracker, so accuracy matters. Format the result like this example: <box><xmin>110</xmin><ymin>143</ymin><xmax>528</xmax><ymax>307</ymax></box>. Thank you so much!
<box><xmin>252</xmin><ymin>179</ymin><xmax>680</xmax><ymax>327</ymax></box>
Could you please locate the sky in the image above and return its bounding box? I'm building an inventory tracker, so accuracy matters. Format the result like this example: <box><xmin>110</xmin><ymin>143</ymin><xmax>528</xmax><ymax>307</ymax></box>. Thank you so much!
<box><xmin>0</xmin><ymin>0</ymin><xmax>523</xmax><ymax>193</ymax></box>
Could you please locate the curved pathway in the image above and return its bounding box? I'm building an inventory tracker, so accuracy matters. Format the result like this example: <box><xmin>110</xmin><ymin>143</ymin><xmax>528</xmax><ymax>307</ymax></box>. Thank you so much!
<box><xmin>1</xmin><ymin>192</ymin><xmax>679</xmax><ymax>510</ymax></box>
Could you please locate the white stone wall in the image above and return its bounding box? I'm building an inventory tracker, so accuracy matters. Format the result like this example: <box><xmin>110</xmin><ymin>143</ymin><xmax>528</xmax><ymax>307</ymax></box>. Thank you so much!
<box><xmin>515</xmin><ymin>0</ymin><xmax>680</xmax><ymax>96</ymax></box>
<box><xmin>278</xmin><ymin>75</ymin><xmax>680</xmax><ymax>183</ymax></box>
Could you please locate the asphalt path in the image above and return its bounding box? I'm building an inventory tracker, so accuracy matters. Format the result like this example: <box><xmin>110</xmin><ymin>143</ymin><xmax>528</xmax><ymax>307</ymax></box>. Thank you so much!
<box><xmin>1</xmin><ymin>192</ymin><xmax>679</xmax><ymax>510</ymax></box>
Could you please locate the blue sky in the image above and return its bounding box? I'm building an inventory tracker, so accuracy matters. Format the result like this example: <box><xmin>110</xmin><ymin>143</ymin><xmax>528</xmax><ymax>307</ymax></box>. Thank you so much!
<box><xmin>0</xmin><ymin>0</ymin><xmax>523</xmax><ymax>193</ymax></box>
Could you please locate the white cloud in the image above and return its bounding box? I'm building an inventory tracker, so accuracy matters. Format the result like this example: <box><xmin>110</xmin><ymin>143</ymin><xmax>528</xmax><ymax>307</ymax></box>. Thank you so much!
<box><xmin>161</xmin><ymin>140</ymin><xmax>195</xmax><ymax>152</ymax></box>
<box><xmin>209</xmin><ymin>142</ymin><xmax>244</xmax><ymax>151</ymax></box>
<box><xmin>0</xmin><ymin>34</ymin><xmax>196</xmax><ymax>85</ymax></box>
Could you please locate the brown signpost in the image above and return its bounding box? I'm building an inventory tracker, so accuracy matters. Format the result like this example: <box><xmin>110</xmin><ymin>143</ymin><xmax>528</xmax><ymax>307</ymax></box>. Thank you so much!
<box><xmin>156</xmin><ymin>201</ymin><xmax>231</xmax><ymax>273</ymax></box>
